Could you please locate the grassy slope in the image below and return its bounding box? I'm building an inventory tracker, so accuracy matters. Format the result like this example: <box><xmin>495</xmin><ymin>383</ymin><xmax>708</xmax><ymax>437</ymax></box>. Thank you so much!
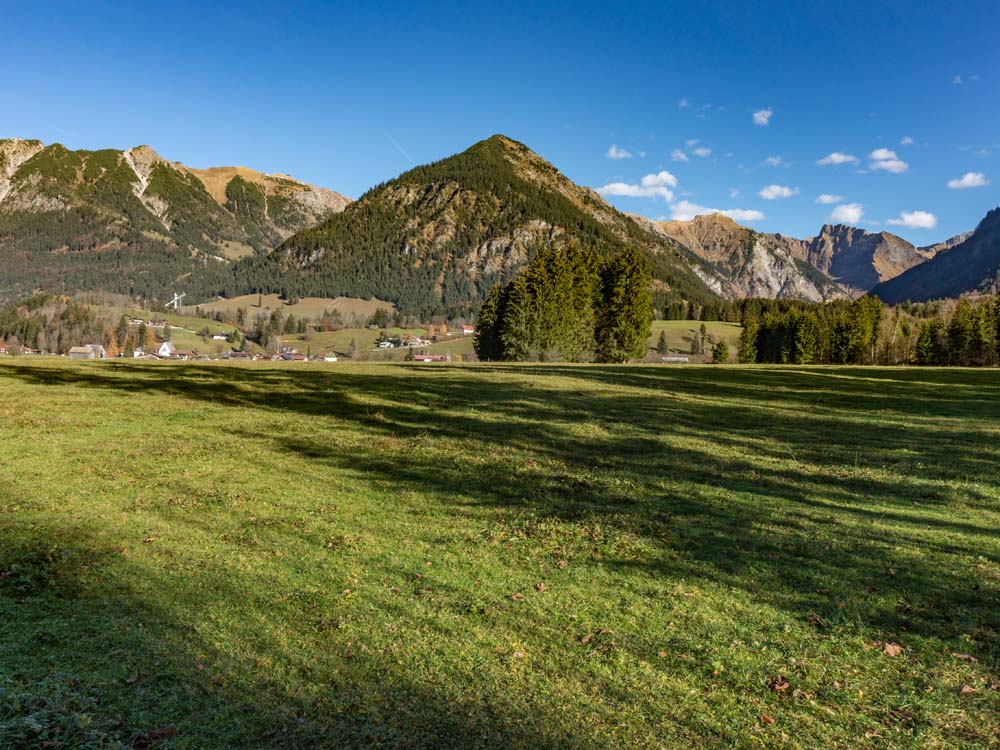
<box><xmin>648</xmin><ymin>320</ymin><xmax>741</xmax><ymax>360</ymax></box>
<box><xmin>0</xmin><ymin>361</ymin><xmax>997</xmax><ymax>749</ymax></box>
<box><xmin>184</xmin><ymin>293</ymin><xmax>392</xmax><ymax>322</ymax></box>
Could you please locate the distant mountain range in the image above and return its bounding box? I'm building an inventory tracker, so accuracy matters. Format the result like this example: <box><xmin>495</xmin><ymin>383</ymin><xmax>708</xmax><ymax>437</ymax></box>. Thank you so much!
<box><xmin>0</xmin><ymin>134</ymin><xmax>996</xmax><ymax>310</ymax></box>
<box><xmin>635</xmin><ymin>213</ymin><xmax>976</xmax><ymax>303</ymax></box>
<box><xmin>873</xmin><ymin>208</ymin><xmax>1000</xmax><ymax>303</ymax></box>
<box><xmin>0</xmin><ymin>138</ymin><xmax>349</xmax><ymax>301</ymax></box>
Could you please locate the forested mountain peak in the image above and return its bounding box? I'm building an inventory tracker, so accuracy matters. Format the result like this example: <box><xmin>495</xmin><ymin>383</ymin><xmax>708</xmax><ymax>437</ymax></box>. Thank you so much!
<box><xmin>236</xmin><ymin>135</ymin><xmax>721</xmax><ymax>317</ymax></box>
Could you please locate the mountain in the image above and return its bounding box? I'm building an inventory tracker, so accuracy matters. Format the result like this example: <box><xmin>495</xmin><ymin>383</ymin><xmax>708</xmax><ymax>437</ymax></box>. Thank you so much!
<box><xmin>872</xmin><ymin>208</ymin><xmax>1000</xmax><ymax>303</ymax></box>
<box><xmin>0</xmin><ymin>138</ymin><xmax>349</xmax><ymax>302</ymax></box>
<box><xmin>235</xmin><ymin>135</ymin><xmax>721</xmax><ymax>316</ymax></box>
<box><xmin>636</xmin><ymin>213</ymin><xmax>970</xmax><ymax>301</ymax></box>
<box><xmin>794</xmin><ymin>224</ymin><xmax>942</xmax><ymax>292</ymax></box>
<box><xmin>633</xmin><ymin>213</ymin><xmax>845</xmax><ymax>302</ymax></box>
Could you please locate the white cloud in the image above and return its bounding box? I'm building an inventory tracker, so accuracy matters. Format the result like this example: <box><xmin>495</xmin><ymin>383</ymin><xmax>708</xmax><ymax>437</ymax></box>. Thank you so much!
<box><xmin>597</xmin><ymin>170</ymin><xmax>678</xmax><ymax>202</ymax></box>
<box><xmin>817</xmin><ymin>152</ymin><xmax>859</xmax><ymax>166</ymax></box>
<box><xmin>953</xmin><ymin>75</ymin><xmax>963</xmax><ymax>85</ymax></box>
<box><xmin>606</xmin><ymin>144</ymin><xmax>632</xmax><ymax>160</ymax></box>
<box><xmin>869</xmin><ymin>148</ymin><xmax>908</xmax><ymax>173</ymax></box>
<box><xmin>692</xmin><ymin>146</ymin><xmax>712</xmax><ymax>158</ymax></box>
<box><xmin>670</xmin><ymin>200</ymin><xmax>765</xmax><ymax>222</ymax></box>
<box><xmin>815</xmin><ymin>193</ymin><xmax>844</xmax><ymax>204</ymax></box>
<box><xmin>685</xmin><ymin>138</ymin><xmax>700</xmax><ymax>147</ymax></box>
<box><xmin>759</xmin><ymin>184</ymin><xmax>799</xmax><ymax>200</ymax></box>
<box><xmin>752</xmin><ymin>108</ymin><xmax>773</xmax><ymax>126</ymax></box>
<box><xmin>678</xmin><ymin>98</ymin><xmax>689</xmax><ymax>109</ymax></box>
<box><xmin>670</xmin><ymin>148</ymin><xmax>689</xmax><ymax>163</ymax></box>
<box><xmin>763</xmin><ymin>155</ymin><xmax>788</xmax><ymax>167</ymax></box>
<box><xmin>828</xmin><ymin>203</ymin><xmax>864</xmax><ymax>224</ymax></box>
<box><xmin>900</xmin><ymin>136</ymin><xmax>916</xmax><ymax>146</ymax></box>
<box><xmin>947</xmin><ymin>171</ymin><xmax>989</xmax><ymax>189</ymax></box>
<box><xmin>641</xmin><ymin>171</ymin><xmax>678</xmax><ymax>188</ymax></box>
<box><xmin>887</xmin><ymin>210</ymin><xmax>937</xmax><ymax>229</ymax></box>
<box><xmin>728</xmin><ymin>187</ymin><xmax>740</xmax><ymax>198</ymax></box>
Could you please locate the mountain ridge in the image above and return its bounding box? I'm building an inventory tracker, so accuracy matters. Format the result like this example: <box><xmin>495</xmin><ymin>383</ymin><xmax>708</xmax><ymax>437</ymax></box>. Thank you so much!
<box><xmin>0</xmin><ymin>137</ymin><xmax>350</xmax><ymax>303</ymax></box>
<box><xmin>236</xmin><ymin>134</ymin><xmax>722</xmax><ymax>315</ymax></box>
<box><xmin>872</xmin><ymin>207</ymin><xmax>1000</xmax><ymax>303</ymax></box>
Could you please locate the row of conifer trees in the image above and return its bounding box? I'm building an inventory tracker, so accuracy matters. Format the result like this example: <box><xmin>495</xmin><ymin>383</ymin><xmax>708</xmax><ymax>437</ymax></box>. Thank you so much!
<box><xmin>473</xmin><ymin>244</ymin><xmax>652</xmax><ymax>362</ymax></box>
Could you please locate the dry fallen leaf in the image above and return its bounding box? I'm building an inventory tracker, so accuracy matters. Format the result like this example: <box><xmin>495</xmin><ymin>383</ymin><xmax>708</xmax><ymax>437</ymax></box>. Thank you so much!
<box><xmin>509</xmin><ymin>592</ymin><xmax>524</xmax><ymax>601</ymax></box>
<box><xmin>951</xmin><ymin>652</ymin><xmax>979</xmax><ymax>663</ymax></box>
<box><xmin>768</xmin><ymin>676</ymin><xmax>790</xmax><ymax>692</ymax></box>
<box><xmin>760</xmin><ymin>713</ymin><xmax>775</xmax><ymax>725</ymax></box>
<box><xmin>512</xmin><ymin>651</ymin><xmax>525</xmax><ymax>660</ymax></box>
<box><xmin>959</xmin><ymin>684</ymin><xmax>977</xmax><ymax>695</ymax></box>
<box><xmin>882</xmin><ymin>642</ymin><xmax>903</xmax><ymax>658</ymax></box>
<box><xmin>556</xmin><ymin>559</ymin><xmax>569</xmax><ymax>569</ymax></box>
<box><xmin>534</xmin><ymin>582</ymin><xmax>546</xmax><ymax>592</ymax></box>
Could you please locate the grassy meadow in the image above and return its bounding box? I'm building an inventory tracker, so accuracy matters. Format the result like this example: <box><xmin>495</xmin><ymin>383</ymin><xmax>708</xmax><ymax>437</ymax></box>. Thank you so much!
<box><xmin>182</xmin><ymin>294</ymin><xmax>392</xmax><ymax>322</ymax></box>
<box><xmin>0</xmin><ymin>360</ymin><xmax>998</xmax><ymax>748</ymax></box>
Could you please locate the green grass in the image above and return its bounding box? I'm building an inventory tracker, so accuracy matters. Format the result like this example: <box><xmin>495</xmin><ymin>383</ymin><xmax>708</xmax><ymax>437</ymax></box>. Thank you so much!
<box><xmin>283</xmin><ymin>328</ymin><xmax>477</xmax><ymax>360</ymax></box>
<box><xmin>648</xmin><ymin>320</ymin><xmax>741</xmax><ymax>360</ymax></box>
<box><xmin>0</xmin><ymin>360</ymin><xmax>997</xmax><ymax>748</ymax></box>
<box><xmin>184</xmin><ymin>294</ymin><xmax>392</xmax><ymax>322</ymax></box>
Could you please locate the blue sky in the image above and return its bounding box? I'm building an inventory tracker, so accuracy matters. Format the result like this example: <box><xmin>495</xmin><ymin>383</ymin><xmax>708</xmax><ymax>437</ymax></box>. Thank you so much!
<box><xmin>2</xmin><ymin>0</ymin><xmax>997</xmax><ymax>242</ymax></box>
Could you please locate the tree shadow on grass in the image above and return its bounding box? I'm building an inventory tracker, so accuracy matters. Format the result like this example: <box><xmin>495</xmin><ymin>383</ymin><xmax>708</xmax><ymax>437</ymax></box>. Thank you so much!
<box><xmin>2</xmin><ymin>361</ymin><xmax>999</xmax><ymax>671</ymax></box>
<box><xmin>0</xmin><ymin>505</ymin><xmax>625</xmax><ymax>749</ymax></box>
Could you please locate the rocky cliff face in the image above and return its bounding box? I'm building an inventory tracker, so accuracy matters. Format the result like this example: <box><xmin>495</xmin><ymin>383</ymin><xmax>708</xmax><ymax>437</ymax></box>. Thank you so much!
<box><xmin>634</xmin><ymin>212</ymin><xmax>966</xmax><ymax>301</ymax></box>
<box><xmin>796</xmin><ymin>224</ymin><xmax>939</xmax><ymax>292</ymax></box>
<box><xmin>635</xmin><ymin>213</ymin><xmax>846</xmax><ymax>302</ymax></box>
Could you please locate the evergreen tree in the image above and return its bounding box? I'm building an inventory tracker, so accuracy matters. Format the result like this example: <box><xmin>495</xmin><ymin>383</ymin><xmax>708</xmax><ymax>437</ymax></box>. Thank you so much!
<box><xmin>738</xmin><ymin>316</ymin><xmax>759</xmax><ymax>363</ymax></box>
<box><xmin>712</xmin><ymin>340</ymin><xmax>729</xmax><ymax>363</ymax></box>
<box><xmin>793</xmin><ymin>311</ymin><xmax>820</xmax><ymax>364</ymax></box>
<box><xmin>473</xmin><ymin>283</ymin><xmax>509</xmax><ymax>361</ymax></box>
<box><xmin>656</xmin><ymin>330</ymin><xmax>668</xmax><ymax>354</ymax></box>
<box><xmin>115</xmin><ymin>315</ymin><xmax>129</xmax><ymax>345</ymax></box>
<box><xmin>595</xmin><ymin>247</ymin><xmax>652</xmax><ymax>362</ymax></box>
<box><xmin>915</xmin><ymin>319</ymin><xmax>943</xmax><ymax>365</ymax></box>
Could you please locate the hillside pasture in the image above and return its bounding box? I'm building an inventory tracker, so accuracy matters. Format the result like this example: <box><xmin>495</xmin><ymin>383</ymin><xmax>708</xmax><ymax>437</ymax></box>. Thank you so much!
<box><xmin>0</xmin><ymin>361</ymin><xmax>997</xmax><ymax>748</ymax></box>
<box><xmin>185</xmin><ymin>293</ymin><xmax>393</xmax><ymax>322</ymax></box>
<box><xmin>647</xmin><ymin>319</ymin><xmax>741</xmax><ymax>360</ymax></box>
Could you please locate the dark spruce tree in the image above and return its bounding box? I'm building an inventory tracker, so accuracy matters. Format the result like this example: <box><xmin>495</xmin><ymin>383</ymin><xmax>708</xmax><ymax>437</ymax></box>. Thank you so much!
<box><xmin>474</xmin><ymin>243</ymin><xmax>653</xmax><ymax>363</ymax></box>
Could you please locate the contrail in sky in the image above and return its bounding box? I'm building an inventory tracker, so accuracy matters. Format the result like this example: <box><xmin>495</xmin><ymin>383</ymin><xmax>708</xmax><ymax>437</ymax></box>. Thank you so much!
<box><xmin>386</xmin><ymin>133</ymin><xmax>414</xmax><ymax>164</ymax></box>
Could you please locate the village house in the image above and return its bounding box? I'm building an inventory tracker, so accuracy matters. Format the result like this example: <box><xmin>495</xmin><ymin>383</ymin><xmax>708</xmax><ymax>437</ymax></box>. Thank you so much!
<box><xmin>461</xmin><ymin>325</ymin><xmax>475</xmax><ymax>336</ymax></box>
<box><xmin>212</xmin><ymin>332</ymin><xmax>229</xmax><ymax>340</ymax></box>
<box><xmin>69</xmin><ymin>344</ymin><xmax>107</xmax><ymax>360</ymax></box>
<box><xmin>158</xmin><ymin>341</ymin><xmax>176</xmax><ymax>358</ymax></box>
